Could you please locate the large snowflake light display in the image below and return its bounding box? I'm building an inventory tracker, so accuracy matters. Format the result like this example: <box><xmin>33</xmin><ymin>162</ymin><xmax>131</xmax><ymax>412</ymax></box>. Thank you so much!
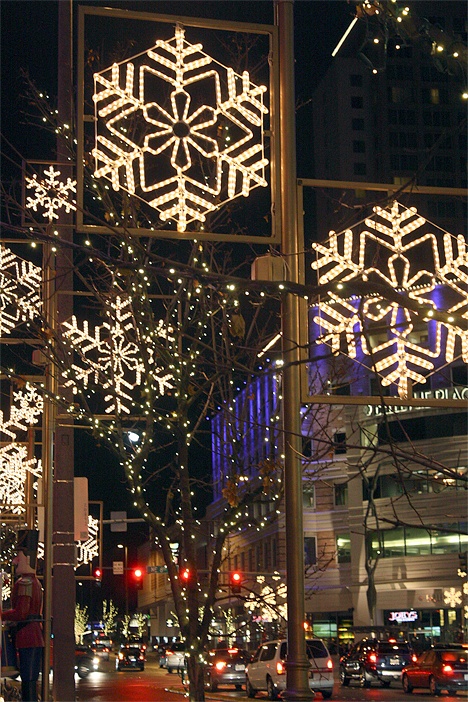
<box><xmin>311</xmin><ymin>201</ymin><xmax>468</xmax><ymax>398</ymax></box>
<box><xmin>0</xmin><ymin>245</ymin><xmax>42</xmax><ymax>336</ymax></box>
<box><xmin>93</xmin><ymin>25</ymin><xmax>268</xmax><ymax>232</ymax></box>
<box><xmin>62</xmin><ymin>296</ymin><xmax>173</xmax><ymax>414</ymax></box>
<box><xmin>0</xmin><ymin>385</ymin><xmax>43</xmax><ymax>517</ymax></box>
<box><xmin>25</xmin><ymin>165</ymin><xmax>77</xmax><ymax>222</ymax></box>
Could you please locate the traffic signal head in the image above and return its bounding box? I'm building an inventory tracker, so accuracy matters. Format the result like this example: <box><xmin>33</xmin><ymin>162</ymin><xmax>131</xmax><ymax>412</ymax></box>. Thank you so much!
<box><xmin>230</xmin><ymin>571</ymin><xmax>242</xmax><ymax>594</ymax></box>
<box><xmin>93</xmin><ymin>567</ymin><xmax>102</xmax><ymax>584</ymax></box>
<box><xmin>133</xmin><ymin>567</ymin><xmax>144</xmax><ymax>589</ymax></box>
<box><xmin>180</xmin><ymin>567</ymin><xmax>191</xmax><ymax>583</ymax></box>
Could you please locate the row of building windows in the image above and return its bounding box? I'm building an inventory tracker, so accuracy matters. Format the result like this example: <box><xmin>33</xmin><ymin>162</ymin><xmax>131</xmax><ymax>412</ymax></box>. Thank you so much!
<box><xmin>362</xmin><ymin>468</ymin><xmax>467</xmax><ymax>500</ymax></box>
<box><xmin>336</xmin><ymin>524</ymin><xmax>468</xmax><ymax>562</ymax></box>
<box><xmin>232</xmin><ymin>537</ymin><xmax>278</xmax><ymax>574</ymax></box>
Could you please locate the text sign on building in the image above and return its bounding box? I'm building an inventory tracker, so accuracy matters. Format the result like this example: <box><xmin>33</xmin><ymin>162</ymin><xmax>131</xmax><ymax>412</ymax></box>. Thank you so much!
<box><xmin>388</xmin><ymin>611</ymin><xmax>418</xmax><ymax>623</ymax></box>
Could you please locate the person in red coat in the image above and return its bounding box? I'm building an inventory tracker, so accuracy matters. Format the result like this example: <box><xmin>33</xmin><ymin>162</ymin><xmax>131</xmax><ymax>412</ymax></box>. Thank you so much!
<box><xmin>2</xmin><ymin>546</ymin><xmax>44</xmax><ymax>702</ymax></box>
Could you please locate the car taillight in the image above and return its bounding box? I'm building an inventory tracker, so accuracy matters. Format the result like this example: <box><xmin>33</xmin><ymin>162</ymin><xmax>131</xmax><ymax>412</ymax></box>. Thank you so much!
<box><xmin>442</xmin><ymin>664</ymin><xmax>454</xmax><ymax>674</ymax></box>
<box><xmin>412</xmin><ymin>654</ymin><xmax>418</xmax><ymax>662</ymax></box>
<box><xmin>368</xmin><ymin>653</ymin><xmax>377</xmax><ymax>664</ymax></box>
<box><xmin>327</xmin><ymin>658</ymin><xmax>333</xmax><ymax>670</ymax></box>
<box><xmin>139</xmin><ymin>654</ymin><xmax>144</xmax><ymax>660</ymax></box>
<box><xmin>166</xmin><ymin>650</ymin><xmax>174</xmax><ymax>656</ymax></box>
<box><xmin>215</xmin><ymin>660</ymin><xmax>227</xmax><ymax>671</ymax></box>
<box><xmin>118</xmin><ymin>653</ymin><xmax>124</xmax><ymax>660</ymax></box>
<box><xmin>276</xmin><ymin>661</ymin><xmax>285</xmax><ymax>675</ymax></box>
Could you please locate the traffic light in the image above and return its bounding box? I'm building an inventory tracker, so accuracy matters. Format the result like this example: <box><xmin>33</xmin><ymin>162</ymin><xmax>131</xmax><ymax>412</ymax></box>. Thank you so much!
<box><xmin>93</xmin><ymin>567</ymin><xmax>102</xmax><ymax>585</ymax></box>
<box><xmin>230</xmin><ymin>571</ymin><xmax>243</xmax><ymax>595</ymax></box>
<box><xmin>133</xmin><ymin>567</ymin><xmax>144</xmax><ymax>590</ymax></box>
<box><xmin>179</xmin><ymin>566</ymin><xmax>195</xmax><ymax>589</ymax></box>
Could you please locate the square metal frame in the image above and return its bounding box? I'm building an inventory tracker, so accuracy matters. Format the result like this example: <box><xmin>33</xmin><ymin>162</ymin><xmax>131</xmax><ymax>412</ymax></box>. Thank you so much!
<box><xmin>77</xmin><ymin>6</ymin><xmax>280</xmax><ymax>244</ymax></box>
<box><xmin>297</xmin><ymin>178</ymin><xmax>468</xmax><ymax>409</ymax></box>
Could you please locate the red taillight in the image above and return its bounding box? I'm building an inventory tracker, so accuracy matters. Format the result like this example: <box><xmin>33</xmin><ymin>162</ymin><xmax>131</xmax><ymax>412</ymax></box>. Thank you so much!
<box><xmin>412</xmin><ymin>654</ymin><xmax>418</xmax><ymax>662</ymax></box>
<box><xmin>166</xmin><ymin>650</ymin><xmax>174</xmax><ymax>656</ymax></box>
<box><xmin>227</xmin><ymin>648</ymin><xmax>238</xmax><ymax>654</ymax></box>
<box><xmin>139</xmin><ymin>654</ymin><xmax>144</xmax><ymax>660</ymax></box>
<box><xmin>368</xmin><ymin>653</ymin><xmax>377</xmax><ymax>664</ymax></box>
<box><xmin>442</xmin><ymin>664</ymin><xmax>454</xmax><ymax>674</ymax></box>
<box><xmin>118</xmin><ymin>653</ymin><xmax>124</xmax><ymax>660</ymax></box>
<box><xmin>276</xmin><ymin>661</ymin><xmax>285</xmax><ymax>675</ymax></box>
<box><xmin>327</xmin><ymin>658</ymin><xmax>333</xmax><ymax>670</ymax></box>
<box><xmin>215</xmin><ymin>660</ymin><xmax>227</xmax><ymax>671</ymax></box>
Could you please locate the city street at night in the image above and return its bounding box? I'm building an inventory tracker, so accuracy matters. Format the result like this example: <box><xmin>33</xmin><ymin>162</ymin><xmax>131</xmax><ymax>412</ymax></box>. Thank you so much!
<box><xmin>73</xmin><ymin>652</ymin><xmax>468</xmax><ymax>702</ymax></box>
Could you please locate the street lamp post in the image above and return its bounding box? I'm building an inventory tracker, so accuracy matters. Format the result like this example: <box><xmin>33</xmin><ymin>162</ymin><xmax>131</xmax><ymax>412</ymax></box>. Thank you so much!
<box><xmin>275</xmin><ymin>1</ymin><xmax>314</xmax><ymax>700</ymax></box>
<box><xmin>117</xmin><ymin>544</ymin><xmax>128</xmax><ymax>617</ymax></box>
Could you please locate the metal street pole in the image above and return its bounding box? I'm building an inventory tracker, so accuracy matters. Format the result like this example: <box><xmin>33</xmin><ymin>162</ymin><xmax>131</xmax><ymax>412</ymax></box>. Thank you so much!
<box><xmin>118</xmin><ymin>544</ymin><xmax>129</xmax><ymax>617</ymax></box>
<box><xmin>275</xmin><ymin>1</ymin><xmax>314</xmax><ymax>700</ymax></box>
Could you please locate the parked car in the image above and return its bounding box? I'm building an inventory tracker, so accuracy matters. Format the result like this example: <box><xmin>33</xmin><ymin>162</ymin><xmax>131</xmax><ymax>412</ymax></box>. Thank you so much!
<box><xmin>157</xmin><ymin>644</ymin><xmax>169</xmax><ymax>668</ymax></box>
<box><xmin>340</xmin><ymin>639</ymin><xmax>415</xmax><ymax>688</ymax></box>
<box><xmin>75</xmin><ymin>645</ymin><xmax>100</xmax><ymax>678</ymax></box>
<box><xmin>204</xmin><ymin>647</ymin><xmax>250</xmax><ymax>691</ymax></box>
<box><xmin>166</xmin><ymin>642</ymin><xmax>187</xmax><ymax>673</ymax></box>
<box><xmin>402</xmin><ymin>647</ymin><xmax>468</xmax><ymax>696</ymax></box>
<box><xmin>246</xmin><ymin>638</ymin><xmax>333</xmax><ymax>699</ymax></box>
<box><xmin>116</xmin><ymin>643</ymin><xmax>145</xmax><ymax>671</ymax></box>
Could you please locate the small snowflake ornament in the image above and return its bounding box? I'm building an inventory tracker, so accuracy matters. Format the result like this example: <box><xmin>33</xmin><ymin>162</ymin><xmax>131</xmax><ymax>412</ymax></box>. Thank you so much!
<box><xmin>0</xmin><ymin>245</ymin><xmax>42</xmax><ymax>335</ymax></box>
<box><xmin>443</xmin><ymin>587</ymin><xmax>462</xmax><ymax>607</ymax></box>
<box><xmin>25</xmin><ymin>165</ymin><xmax>77</xmax><ymax>222</ymax></box>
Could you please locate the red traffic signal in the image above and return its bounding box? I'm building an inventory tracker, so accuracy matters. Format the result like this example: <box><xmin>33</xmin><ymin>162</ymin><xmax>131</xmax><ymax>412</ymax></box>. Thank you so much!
<box><xmin>133</xmin><ymin>567</ymin><xmax>144</xmax><ymax>589</ymax></box>
<box><xmin>179</xmin><ymin>567</ymin><xmax>191</xmax><ymax>583</ymax></box>
<box><xmin>93</xmin><ymin>567</ymin><xmax>102</xmax><ymax>582</ymax></box>
<box><xmin>230</xmin><ymin>571</ymin><xmax>242</xmax><ymax>594</ymax></box>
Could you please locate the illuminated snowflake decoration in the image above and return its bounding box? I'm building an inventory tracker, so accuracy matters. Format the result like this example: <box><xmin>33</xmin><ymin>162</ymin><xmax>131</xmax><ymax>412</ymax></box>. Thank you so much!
<box><xmin>0</xmin><ymin>245</ymin><xmax>42</xmax><ymax>335</ymax></box>
<box><xmin>245</xmin><ymin>581</ymin><xmax>287</xmax><ymax>622</ymax></box>
<box><xmin>76</xmin><ymin>516</ymin><xmax>100</xmax><ymax>567</ymax></box>
<box><xmin>61</xmin><ymin>296</ymin><xmax>173</xmax><ymax>414</ymax></box>
<box><xmin>444</xmin><ymin>587</ymin><xmax>462</xmax><ymax>607</ymax></box>
<box><xmin>0</xmin><ymin>386</ymin><xmax>43</xmax><ymax>517</ymax></box>
<box><xmin>93</xmin><ymin>25</ymin><xmax>268</xmax><ymax>232</ymax></box>
<box><xmin>312</xmin><ymin>201</ymin><xmax>468</xmax><ymax>398</ymax></box>
<box><xmin>25</xmin><ymin>165</ymin><xmax>77</xmax><ymax>222</ymax></box>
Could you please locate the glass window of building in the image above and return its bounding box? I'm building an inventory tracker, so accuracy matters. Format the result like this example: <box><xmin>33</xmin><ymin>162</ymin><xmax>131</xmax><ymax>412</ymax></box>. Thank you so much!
<box><xmin>303</xmin><ymin>484</ymin><xmax>315</xmax><ymax>509</ymax></box>
<box><xmin>304</xmin><ymin>536</ymin><xmax>317</xmax><ymax>567</ymax></box>
<box><xmin>353</xmin><ymin>140</ymin><xmax>366</xmax><ymax>153</ymax></box>
<box><xmin>336</xmin><ymin>534</ymin><xmax>351</xmax><ymax>563</ymax></box>
<box><xmin>351</xmin><ymin>95</ymin><xmax>363</xmax><ymax>108</ymax></box>
<box><xmin>333</xmin><ymin>432</ymin><xmax>347</xmax><ymax>455</ymax></box>
<box><xmin>334</xmin><ymin>482</ymin><xmax>348</xmax><ymax>506</ymax></box>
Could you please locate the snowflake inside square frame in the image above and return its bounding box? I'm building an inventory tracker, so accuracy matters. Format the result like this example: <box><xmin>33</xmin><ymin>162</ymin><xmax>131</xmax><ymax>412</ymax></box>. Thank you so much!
<box><xmin>77</xmin><ymin>6</ymin><xmax>280</xmax><ymax>243</ymax></box>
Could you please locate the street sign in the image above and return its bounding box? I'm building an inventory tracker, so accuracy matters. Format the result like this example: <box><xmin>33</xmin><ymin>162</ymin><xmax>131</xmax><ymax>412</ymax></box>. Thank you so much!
<box><xmin>110</xmin><ymin>511</ymin><xmax>127</xmax><ymax>531</ymax></box>
<box><xmin>113</xmin><ymin>561</ymin><xmax>124</xmax><ymax>575</ymax></box>
<box><xmin>147</xmin><ymin>565</ymin><xmax>168</xmax><ymax>574</ymax></box>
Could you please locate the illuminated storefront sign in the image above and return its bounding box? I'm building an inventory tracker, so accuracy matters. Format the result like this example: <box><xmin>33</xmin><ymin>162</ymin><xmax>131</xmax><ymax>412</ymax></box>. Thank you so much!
<box><xmin>388</xmin><ymin>610</ymin><xmax>418</xmax><ymax>623</ymax></box>
<box><xmin>364</xmin><ymin>386</ymin><xmax>468</xmax><ymax>417</ymax></box>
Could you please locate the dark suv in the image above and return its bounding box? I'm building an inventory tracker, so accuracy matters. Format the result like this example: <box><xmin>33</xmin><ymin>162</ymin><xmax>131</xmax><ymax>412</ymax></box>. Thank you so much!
<box><xmin>340</xmin><ymin>639</ymin><xmax>415</xmax><ymax>688</ymax></box>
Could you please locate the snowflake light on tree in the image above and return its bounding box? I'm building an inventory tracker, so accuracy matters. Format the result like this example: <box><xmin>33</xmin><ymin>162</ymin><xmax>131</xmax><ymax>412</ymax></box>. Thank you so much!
<box><xmin>0</xmin><ymin>245</ymin><xmax>42</xmax><ymax>336</ymax></box>
<box><xmin>311</xmin><ymin>201</ymin><xmax>468</xmax><ymax>398</ymax></box>
<box><xmin>61</xmin><ymin>296</ymin><xmax>173</xmax><ymax>414</ymax></box>
<box><xmin>25</xmin><ymin>165</ymin><xmax>77</xmax><ymax>222</ymax></box>
<box><xmin>93</xmin><ymin>25</ymin><xmax>268</xmax><ymax>232</ymax></box>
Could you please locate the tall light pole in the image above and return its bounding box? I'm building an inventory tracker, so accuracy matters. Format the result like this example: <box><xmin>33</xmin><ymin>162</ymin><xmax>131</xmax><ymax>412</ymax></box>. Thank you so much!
<box><xmin>275</xmin><ymin>1</ymin><xmax>314</xmax><ymax>700</ymax></box>
<box><xmin>118</xmin><ymin>544</ymin><xmax>128</xmax><ymax>617</ymax></box>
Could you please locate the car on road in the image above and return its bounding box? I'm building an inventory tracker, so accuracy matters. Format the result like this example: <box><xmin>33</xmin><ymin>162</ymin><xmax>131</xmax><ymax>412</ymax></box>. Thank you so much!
<box><xmin>116</xmin><ymin>643</ymin><xmax>145</xmax><ymax>671</ymax></box>
<box><xmin>166</xmin><ymin>642</ymin><xmax>186</xmax><ymax>674</ymax></box>
<box><xmin>340</xmin><ymin>638</ymin><xmax>415</xmax><ymax>688</ymax></box>
<box><xmin>401</xmin><ymin>646</ymin><xmax>468</xmax><ymax>696</ymax></box>
<box><xmin>246</xmin><ymin>638</ymin><xmax>333</xmax><ymax>699</ymax></box>
<box><xmin>75</xmin><ymin>646</ymin><xmax>100</xmax><ymax>678</ymax></box>
<box><xmin>91</xmin><ymin>641</ymin><xmax>111</xmax><ymax>661</ymax></box>
<box><xmin>203</xmin><ymin>647</ymin><xmax>250</xmax><ymax>691</ymax></box>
